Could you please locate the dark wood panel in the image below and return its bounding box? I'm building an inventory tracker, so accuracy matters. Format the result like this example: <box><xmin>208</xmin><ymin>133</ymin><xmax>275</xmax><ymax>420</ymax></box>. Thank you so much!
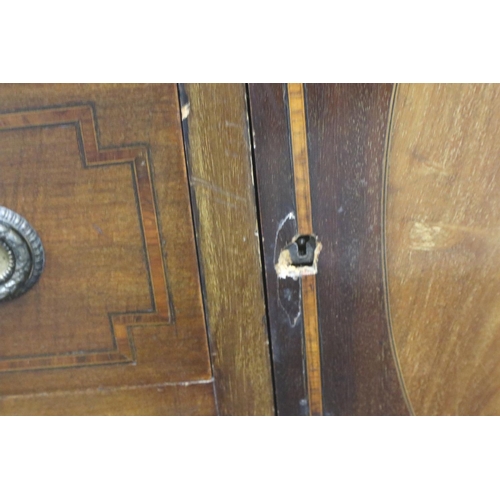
<box><xmin>305</xmin><ymin>84</ymin><xmax>410</xmax><ymax>415</ymax></box>
<box><xmin>180</xmin><ymin>84</ymin><xmax>274</xmax><ymax>416</ymax></box>
<box><xmin>0</xmin><ymin>84</ymin><xmax>213</xmax><ymax>415</ymax></box>
<box><xmin>248</xmin><ymin>84</ymin><xmax>309</xmax><ymax>416</ymax></box>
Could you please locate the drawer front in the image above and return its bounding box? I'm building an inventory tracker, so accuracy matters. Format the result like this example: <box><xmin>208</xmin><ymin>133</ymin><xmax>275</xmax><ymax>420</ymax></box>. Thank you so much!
<box><xmin>0</xmin><ymin>84</ymin><xmax>215</xmax><ymax>415</ymax></box>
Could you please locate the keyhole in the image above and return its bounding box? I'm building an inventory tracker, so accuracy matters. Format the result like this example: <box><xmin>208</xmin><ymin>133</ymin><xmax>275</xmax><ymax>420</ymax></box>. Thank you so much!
<box><xmin>296</xmin><ymin>236</ymin><xmax>310</xmax><ymax>256</ymax></box>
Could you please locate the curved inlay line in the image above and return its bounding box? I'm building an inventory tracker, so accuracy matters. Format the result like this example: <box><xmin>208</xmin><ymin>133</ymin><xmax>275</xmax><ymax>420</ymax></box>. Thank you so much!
<box><xmin>381</xmin><ymin>84</ymin><xmax>415</xmax><ymax>416</ymax></box>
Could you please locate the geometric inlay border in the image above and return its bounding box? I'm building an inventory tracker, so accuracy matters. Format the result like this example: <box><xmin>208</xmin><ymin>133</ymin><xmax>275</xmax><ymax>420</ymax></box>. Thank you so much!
<box><xmin>0</xmin><ymin>105</ymin><xmax>172</xmax><ymax>372</ymax></box>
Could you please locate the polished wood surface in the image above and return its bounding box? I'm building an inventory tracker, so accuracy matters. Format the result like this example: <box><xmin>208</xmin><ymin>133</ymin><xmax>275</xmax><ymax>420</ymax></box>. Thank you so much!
<box><xmin>0</xmin><ymin>106</ymin><xmax>169</xmax><ymax>370</ymax></box>
<box><xmin>0</xmin><ymin>381</ymin><xmax>215</xmax><ymax>416</ymax></box>
<box><xmin>0</xmin><ymin>84</ymin><xmax>214</xmax><ymax>414</ymax></box>
<box><xmin>10</xmin><ymin>83</ymin><xmax>498</xmax><ymax>416</ymax></box>
<box><xmin>250</xmin><ymin>84</ymin><xmax>410</xmax><ymax>415</ymax></box>
<box><xmin>387</xmin><ymin>83</ymin><xmax>500</xmax><ymax>415</ymax></box>
<box><xmin>305</xmin><ymin>84</ymin><xmax>410</xmax><ymax>415</ymax></box>
<box><xmin>248</xmin><ymin>84</ymin><xmax>309</xmax><ymax>416</ymax></box>
<box><xmin>180</xmin><ymin>84</ymin><xmax>274</xmax><ymax>416</ymax></box>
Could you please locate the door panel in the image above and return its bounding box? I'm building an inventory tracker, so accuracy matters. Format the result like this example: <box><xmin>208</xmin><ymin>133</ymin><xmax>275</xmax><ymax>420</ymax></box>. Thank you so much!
<box><xmin>250</xmin><ymin>83</ymin><xmax>410</xmax><ymax>415</ymax></box>
<box><xmin>387</xmin><ymin>84</ymin><xmax>500</xmax><ymax>415</ymax></box>
<box><xmin>305</xmin><ymin>84</ymin><xmax>410</xmax><ymax>416</ymax></box>
<box><xmin>250</xmin><ymin>82</ymin><xmax>500</xmax><ymax>416</ymax></box>
<box><xmin>0</xmin><ymin>84</ymin><xmax>215</xmax><ymax>415</ymax></box>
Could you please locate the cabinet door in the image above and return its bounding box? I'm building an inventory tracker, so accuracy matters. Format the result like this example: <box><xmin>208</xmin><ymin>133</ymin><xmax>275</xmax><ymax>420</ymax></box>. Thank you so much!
<box><xmin>0</xmin><ymin>84</ymin><xmax>215</xmax><ymax>415</ymax></box>
<box><xmin>386</xmin><ymin>84</ymin><xmax>500</xmax><ymax>416</ymax></box>
<box><xmin>251</xmin><ymin>83</ymin><xmax>500</xmax><ymax>416</ymax></box>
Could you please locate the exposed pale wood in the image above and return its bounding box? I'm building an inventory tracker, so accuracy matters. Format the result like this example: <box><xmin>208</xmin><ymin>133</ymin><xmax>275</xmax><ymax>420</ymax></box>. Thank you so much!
<box><xmin>0</xmin><ymin>84</ymin><xmax>214</xmax><ymax>414</ymax></box>
<box><xmin>248</xmin><ymin>83</ymin><xmax>309</xmax><ymax>416</ymax></box>
<box><xmin>387</xmin><ymin>83</ymin><xmax>500</xmax><ymax>415</ymax></box>
<box><xmin>180</xmin><ymin>84</ymin><xmax>274</xmax><ymax>416</ymax></box>
<box><xmin>287</xmin><ymin>83</ymin><xmax>323</xmax><ymax>416</ymax></box>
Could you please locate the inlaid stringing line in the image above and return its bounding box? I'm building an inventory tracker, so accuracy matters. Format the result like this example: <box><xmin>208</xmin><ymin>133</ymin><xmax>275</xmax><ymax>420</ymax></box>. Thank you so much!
<box><xmin>287</xmin><ymin>83</ymin><xmax>323</xmax><ymax>416</ymax></box>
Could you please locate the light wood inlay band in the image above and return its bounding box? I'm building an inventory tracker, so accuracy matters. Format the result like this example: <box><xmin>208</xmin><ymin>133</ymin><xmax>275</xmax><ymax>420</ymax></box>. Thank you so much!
<box><xmin>288</xmin><ymin>83</ymin><xmax>323</xmax><ymax>416</ymax></box>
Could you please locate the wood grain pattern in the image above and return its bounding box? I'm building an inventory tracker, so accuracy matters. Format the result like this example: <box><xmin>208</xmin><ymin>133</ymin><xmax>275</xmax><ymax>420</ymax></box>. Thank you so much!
<box><xmin>0</xmin><ymin>84</ymin><xmax>213</xmax><ymax>414</ymax></box>
<box><xmin>305</xmin><ymin>84</ymin><xmax>410</xmax><ymax>415</ymax></box>
<box><xmin>248</xmin><ymin>83</ymin><xmax>309</xmax><ymax>416</ymax></box>
<box><xmin>180</xmin><ymin>84</ymin><xmax>274</xmax><ymax>416</ymax></box>
<box><xmin>0</xmin><ymin>105</ymin><xmax>169</xmax><ymax>371</ymax></box>
<box><xmin>387</xmin><ymin>84</ymin><xmax>500</xmax><ymax>415</ymax></box>
<box><xmin>301</xmin><ymin>274</ymin><xmax>321</xmax><ymax>415</ymax></box>
<box><xmin>0</xmin><ymin>381</ymin><xmax>216</xmax><ymax>416</ymax></box>
<box><xmin>287</xmin><ymin>83</ymin><xmax>323</xmax><ymax>416</ymax></box>
<box><xmin>288</xmin><ymin>83</ymin><xmax>314</xmax><ymax>234</ymax></box>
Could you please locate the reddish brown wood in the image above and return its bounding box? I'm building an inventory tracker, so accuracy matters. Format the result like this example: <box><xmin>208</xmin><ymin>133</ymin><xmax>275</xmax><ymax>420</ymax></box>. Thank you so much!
<box><xmin>0</xmin><ymin>84</ymin><xmax>214</xmax><ymax>414</ymax></box>
<box><xmin>0</xmin><ymin>105</ymin><xmax>170</xmax><ymax>371</ymax></box>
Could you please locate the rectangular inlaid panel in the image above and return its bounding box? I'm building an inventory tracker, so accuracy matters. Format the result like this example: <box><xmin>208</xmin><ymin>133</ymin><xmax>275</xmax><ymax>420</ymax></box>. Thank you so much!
<box><xmin>0</xmin><ymin>84</ymin><xmax>214</xmax><ymax>414</ymax></box>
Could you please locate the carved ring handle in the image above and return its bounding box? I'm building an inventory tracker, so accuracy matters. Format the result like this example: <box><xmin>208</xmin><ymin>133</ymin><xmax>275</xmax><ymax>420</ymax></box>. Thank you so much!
<box><xmin>0</xmin><ymin>207</ymin><xmax>45</xmax><ymax>302</ymax></box>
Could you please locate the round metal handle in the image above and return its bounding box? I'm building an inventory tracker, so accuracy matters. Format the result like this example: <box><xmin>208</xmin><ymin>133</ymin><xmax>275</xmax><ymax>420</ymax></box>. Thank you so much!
<box><xmin>0</xmin><ymin>207</ymin><xmax>45</xmax><ymax>302</ymax></box>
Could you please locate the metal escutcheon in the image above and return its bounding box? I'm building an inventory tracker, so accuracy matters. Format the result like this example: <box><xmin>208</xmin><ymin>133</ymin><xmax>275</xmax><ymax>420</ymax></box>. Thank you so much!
<box><xmin>0</xmin><ymin>207</ymin><xmax>45</xmax><ymax>302</ymax></box>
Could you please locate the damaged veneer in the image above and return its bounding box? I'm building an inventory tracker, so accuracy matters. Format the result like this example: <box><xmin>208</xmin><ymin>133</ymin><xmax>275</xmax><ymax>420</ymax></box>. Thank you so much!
<box><xmin>275</xmin><ymin>234</ymin><xmax>322</xmax><ymax>280</ymax></box>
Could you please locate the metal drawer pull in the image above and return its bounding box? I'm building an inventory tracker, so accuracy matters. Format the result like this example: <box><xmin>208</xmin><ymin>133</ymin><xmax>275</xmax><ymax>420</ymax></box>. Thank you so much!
<box><xmin>0</xmin><ymin>207</ymin><xmax>45</xmax><ymax>302</ymax></box>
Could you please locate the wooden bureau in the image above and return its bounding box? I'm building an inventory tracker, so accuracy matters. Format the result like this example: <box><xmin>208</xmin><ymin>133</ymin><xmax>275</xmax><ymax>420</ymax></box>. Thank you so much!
<box><xmin>3</xmin><ymin>84</ymin><xmax>500</xmax><ymax>415</ymax></box>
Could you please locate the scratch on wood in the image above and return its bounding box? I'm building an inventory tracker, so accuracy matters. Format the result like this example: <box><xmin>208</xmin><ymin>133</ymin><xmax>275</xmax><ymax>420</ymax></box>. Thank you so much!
<box><xmin>190</xmin><ymin>176</ymin><xmax>247</xmax><ymax>203</ymax></box>
<box><xmin>274</xmin><ymin>212</ymin><xmax>302</xmax><ymax>327</ymax></box>
<box><xmin>0</xmin><ymin>378</ymin><xmax>214</xmax><ymax>401</ymax></box>
<box><xmin>181</xmin><ymin>102</ymin><xmax>190</xmax><ymax>120</ymax></box>
<box><xmin>224</xmin><ymin>120</ymin><xmax>240</xmax><ymax>128</ymax></box>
